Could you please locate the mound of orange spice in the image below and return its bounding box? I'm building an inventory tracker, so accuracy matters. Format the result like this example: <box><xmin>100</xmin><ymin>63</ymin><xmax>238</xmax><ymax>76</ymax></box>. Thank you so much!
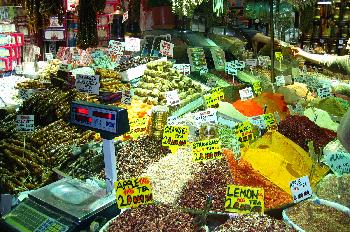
<box><xmin>223</xmin><ymin>149</ymin><xmax>293</xmax><ymax>209</ymax></box>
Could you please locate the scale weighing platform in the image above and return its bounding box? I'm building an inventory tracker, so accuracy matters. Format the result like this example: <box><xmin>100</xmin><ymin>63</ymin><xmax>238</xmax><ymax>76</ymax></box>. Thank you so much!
<box><xmin>1</xmin><ymin>178</ymin><xmax>119</xmax><ymax>232</ymax></box>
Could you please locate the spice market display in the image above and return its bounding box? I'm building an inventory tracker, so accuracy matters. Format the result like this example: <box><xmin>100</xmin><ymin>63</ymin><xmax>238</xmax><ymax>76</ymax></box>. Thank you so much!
<box><xmin>0</xmin><ymin>0</ymin><xmax>350</xmax><ymax>232</ymax></box>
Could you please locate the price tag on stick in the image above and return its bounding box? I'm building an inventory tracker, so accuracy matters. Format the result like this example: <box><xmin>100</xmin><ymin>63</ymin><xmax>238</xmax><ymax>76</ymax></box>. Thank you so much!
<box><xmin>160</xmin><ymin>40</ymin><xmax>174</xmax><ymax>57</ymax></box>
<box><xmin>289</xmin><ymin>176</ymin><xmax>313</xmax><ymax>203</ymax></box>
<box><xmin>75</xmin><ymin>74</ymin><xmax>100</xmax><ymax>95</ymax></box>
<box><xmin>16</xmin><ymin>115</ymin><xmax>35</xmax><ymax>132</ymax></box>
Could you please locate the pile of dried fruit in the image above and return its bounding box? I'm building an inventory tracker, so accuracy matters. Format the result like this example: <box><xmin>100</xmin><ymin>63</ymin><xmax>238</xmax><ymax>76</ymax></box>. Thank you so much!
<box><xmin>107</xmin><ymin>204</ymin><xmax>201</xmax><ymax>232</ymax></box>
<box><xmin>177</xmin><ymin>159</ymin><xmax>233</xmax><ymax>212</ymax></box>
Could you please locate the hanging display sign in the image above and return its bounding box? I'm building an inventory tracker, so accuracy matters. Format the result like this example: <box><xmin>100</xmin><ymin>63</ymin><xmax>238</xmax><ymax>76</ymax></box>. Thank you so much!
<box><xmin>75</xmin><ymin>74</ymin><xmax>100</xmax><ymax>95</ymax></box>
<box><xmin>115</xmin><ymin>177</ymin><xmax>153</xmax><ymax>209</ymax></box>
<box><xmin>160</xmin><ymin>40</ymin><xmax>174</xmax><ymax>58</ymax></box>
<box><xmin>125</xmin><ymin>37</ymin><xmax>141</xmax><ymax>52</ymax></box>
<box><xmin>173</xmin><ymin>64</ymin><xmax>191</xmax><ymax>76</ymax></box>
<box><xmin>289</xmin><ymin>176</ymin><xmax>313</xmax><ymax>203</ymax></box>
<box><xmin>192</xmin><ymin>138</ymin><xmax>222</xmax><ymax>162</ymax></box>
<box><xmin>16</xmin><ymin>115</ymin><xmax>35</xmax><ymax>132</ymax></box>
<box><xmin>225</xmin><ymin>185</ymin><xmax>264</xmax><ymax>215</ymax></box>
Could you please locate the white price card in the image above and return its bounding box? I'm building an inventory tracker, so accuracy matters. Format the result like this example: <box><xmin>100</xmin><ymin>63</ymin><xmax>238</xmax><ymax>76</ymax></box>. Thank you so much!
<box><xmin>173</xmin><ymin>64</ymin><xmax>191</xmax><ymax>76</ymax></box>
<box><xmin>45</xmin><ymin>53</ymin><xmax>53</xmax><ymax>61</ymax></box>
<box><xmin>75</xmin><ymin>74</ymin><xmax>100</xmax><ymax>95</ymax></box>
<box><xmin>16</xmin><ymin>115</ymin><xmax>35</xmax><ymax>132</ymax></box>
<box><xmin>239</xmin><ymin>87</ymin><xmax>254</xmax><ymax>101</ymax></box>
<box><xmin>234</xmin><ymin>60</ymin><xmax>246</xmax><ymax>69</ymax></box>
<box><xmin>125</xmin><ymin>37</ymin><xmax>141</xmax><ymax>52</ymax></box>
<box><xmin>246</xmin><ymin>59</ymin><xmax>257</xmax><ymax>67</ymax></box>
<box><xmin>289</xmin><ymin>176</ymin><xmax>313</xmax><ymax>203</ymax></box>
<box><xmin>165</xmin><ymin>90</ymin><xmax>180</xmax><ymax>106</ymax></box>
<box><xmin>121</xmin><ymin>90</ymin><xmax>132</xmax><ymax>105</ymax></box>
<box><xmin>193</xmin><ymin>109</ymin><xmax>218</xmax><ymax>126</ymax></box>
<box><xmin>108</xmin><ymin>40</ymin><xmax>125</xmax><ymax>56</ymax></box>
<box><xmin>18</xmin><ymin>89</ymin><xmax>38</xmax><ymax>100</ymax></box>
<box><xmin>258</xmin><ymin>56</ymin><xmax>270</xmax><ymax>67</ymax></box>
<box><xmin>322</xmin><ymin>151</ymin><xmax>350</xmax><ymax>176</ymax></box>
<box><xmin>206</xmin><ymin>78</ymin><xmax>216</xmax><ymax>87</ymax></box>
<box><xmin>122</xmin><ymin>11</ymin><xmax>128</xmax><ymax>23</ymax></box>
<box><xmin>275</xmin><ymin>75</ymin><xmax>286</xmax><ymax>87</ymax></box>
<box><xmin>160</xmin><ymin>40</ymin><xmax>174</xmax><ymax>57</ymax></box>
<box><xmin>317</xmin><ymin>87</ymin><xmax>332</xmax><ymax>98</ymax></box>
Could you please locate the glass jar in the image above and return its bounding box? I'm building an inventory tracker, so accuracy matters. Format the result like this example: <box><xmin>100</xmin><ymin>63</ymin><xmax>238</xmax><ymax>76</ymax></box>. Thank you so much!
<box><xmin>149</xmin><ymin>105</ymin><xmax>169</xmax><ymax>139</ymax></box>
<box><xmin>199</xmin><ymin>123</ymin><xmax>218</xmax><ymax>140</ymax></box>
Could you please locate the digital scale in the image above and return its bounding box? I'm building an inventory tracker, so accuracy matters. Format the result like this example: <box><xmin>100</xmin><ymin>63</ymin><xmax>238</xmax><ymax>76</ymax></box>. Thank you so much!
<box><xmin>1</xmin><ymin>101</ymin><xmax>130</xmax><ymax>232</ymax></box>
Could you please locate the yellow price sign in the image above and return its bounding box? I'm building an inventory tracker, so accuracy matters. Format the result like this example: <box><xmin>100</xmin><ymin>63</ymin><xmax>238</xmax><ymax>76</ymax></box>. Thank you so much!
<box><xmin>234</xmin><ymin>121</ymin><xmax>254</xmax><ymax>143</ymax></box>
<box><xmin>225</xmin><ymin>185</ymin><xmax>264</xmax><ymax>215</ymax></box>
<box><xmin>275</xmin><ymin>52</ymin><xmax>283</xmax><ymax>61</ymax></box>
<box><xmin>125</xmin><ymin>116</ymin><xmax>149</xmax><ymax>140</ymax></box>
<box><xmin>262</xmin><ymin>113</ymin><xmax>278</xmax><ymax>131</ymax></box>
<box><xmin>115</xmin><ymin>177</ymin><xmax>153</xmax><ymax>209</ymax></box>
<box><xmin>204</xmin><ymin>87</ymin><xmax>225</xmax><ymax>108</ymax></box>
<box><xmin>252</xmin><ymin>81</ymin><xmax>262</xmax><ymax>96</ymax></box>
<box><xmin>192</xmin><ymin>138</ymin><xmax>222</xmax><ymax>162</ymax></box>
<box><xmin>162</xmin><ymin>125</ymin><xmax>189</xmax><ymax>153</ymax></box>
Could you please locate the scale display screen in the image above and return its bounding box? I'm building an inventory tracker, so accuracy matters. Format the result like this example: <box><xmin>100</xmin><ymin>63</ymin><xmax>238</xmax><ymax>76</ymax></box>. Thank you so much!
<box><xmin>70</xmin><ymin>101</ymin><xmax>129</xmax><ymax>138</ymax></box>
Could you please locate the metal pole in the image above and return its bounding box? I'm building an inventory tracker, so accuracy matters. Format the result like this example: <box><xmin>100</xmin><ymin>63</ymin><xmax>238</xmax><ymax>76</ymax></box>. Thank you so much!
<box><xmin>270</xmin><ymin>0</ymin><xmax>275</xmax><ymax>83</ymax></box>
<box><xmin>103</xmin><ymin>138</ymin><xmax>117</xmax><ymax>194</ymax></box>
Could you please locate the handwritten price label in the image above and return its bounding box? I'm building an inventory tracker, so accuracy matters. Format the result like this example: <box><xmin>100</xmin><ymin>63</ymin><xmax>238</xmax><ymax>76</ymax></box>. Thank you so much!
<box><xmin>16</xmin><ymin>115</ymin><xmax>35</xmax><ymax>132</ymax></box>
<box><xmin>262</xmin><ymin>113</ymin><xmax>278</xmax><ymax>131</ymax></box>
<box><xmin>125</xmin><ymin>116</ymin><xmax>149</xmax><ymax>140</ymax></box>
<box><xmin>173</xmin><ymin>64</ymin><xmax>191</xmax><ymax>76</ymax></box>
<box><xmin>317</xmin><ymin>87</ymin><xmax>332</xmax><ymax>99</ymax></box>
<box><xmin>192</xmin><ymin>139</ymin><xmax>222</xmax><ymax>162</ymax></box>
<box><xmin>289</xmin><ymin>176</ymin><xmax>312</xmax><ymax>203</ymax></box>
<box><xmin>75</xmin><ymin>74</ymin><xmax>100</xmax><ymax>95</ymax></box>
<box><xmin>125</xmin><ymin>37</ymin><xmax>141</xmax><ymax>52</ymax></box>
<box><xmin>225</xmin><ymin>185</ymin><xmax>264</xmax><ymax>215</ymax></box>
<box><xmin>252</xmin><ymin>81</ymin><xmax>262</xmax><ymax>96</ymax></box>
<box><xmin>162</xmin><ymin>125</ymin><xmax>189</xmax><ymax>153</ymax></box>
<box><xmin>160</xmin><ymin>40</ymin><xmax>174</xmax><ymax>57</ymax></box>
<box><xmin>234</xmin><ymin>121</ymin><xmax>254</xmax><ymax>143</ymax></box>
<box><xmin>239</xmin><ymin>87</ymin><xmax>254</xmax><ymax>101</ymax></box>
<box><xmin>115</xmin><ymin>177</ymin><xmax>153</xmax><ymax>209</ymax></box>
<box><xmin>322</xmin><ymin>151</ymin><xmax>350</xmax><ymax>176</ymax></box>
<box><xmin>165</xmin><ymin>90</ymin><xmax>180</xmax><ymax>106</ymax></box>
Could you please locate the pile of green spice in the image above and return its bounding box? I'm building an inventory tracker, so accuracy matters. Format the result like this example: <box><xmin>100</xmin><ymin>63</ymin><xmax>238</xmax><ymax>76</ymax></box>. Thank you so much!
<box><xmin>310</xmin><ymin>97</ymin><xmax>349</xmax><ymax>118</ymax></box>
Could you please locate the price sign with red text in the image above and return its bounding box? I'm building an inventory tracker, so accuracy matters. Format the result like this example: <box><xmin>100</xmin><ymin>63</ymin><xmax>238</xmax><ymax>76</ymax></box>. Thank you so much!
<box><xmin>160</xmin><ymin>40</ymin><xmax>174</xmax><ymax>57</ymax></box>
<box><xmin>225</xmin><ymin>185</ymin><xmax>264</xmax><ymax>215</ymax></box>
<box><xmin>125</xmin><ymin>37</ymin><xmax>141</xmax><ymax>52</ymax></box>
<box><xmin>115</xmin><ymin>177</ymin><xmax>153</xmax><ymax>209</ymax></box>
<box><xmin>289</xmin><ymin>176</ymin><xmax>312</xmax><ymax>203</ymax></box>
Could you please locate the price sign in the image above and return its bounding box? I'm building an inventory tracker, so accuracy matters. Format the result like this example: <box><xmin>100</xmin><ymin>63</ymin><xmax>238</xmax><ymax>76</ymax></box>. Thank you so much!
<box><xmin>225</xmin><ymin>185</ymin><xmax>264</xmax><ymax>215</ymax></box>
<box><xmin>322</xmin><ymin>151</ymin><xmax>350</xmax><ymax>176</ymax></box>
<box><xmin>108</xmin><ymin>40</ymin><xmax>125</xmax><ymax>56</ymax></box>
<box><xmin>317</xmin><ymin>87</ymin><xmax>332</xmax><ymax>98</ymax></box>
<box><xmin>173</xmin><ymin>64</ymin><xmax>191</xmax><ymax>76</ymax></box>
<box><xmin>275</xmin><ymin>52</ymin><xmax>283</xmax><ymax>61</ymax></box>
<box><xmin>125</xmin><ymin>116</ymin><xmax>149</xmax><ymax>140</ymax></box>
<box><xmin>193</xmin><ymin>109</ymin><xmax>218</xmax><ymax>126</ymax></box>
<box><xmin>234</xmin><ymin>121</ymin><xmax>254</xmax><ymax>143</ymax></box>
<box><xmin>252</xmin><ymin>81</ymin><xmax>262</xmax><ymax>96</ymax></box>
<box><xmin>115</xmin><ymin>177</ymin><xmax>153</xmax><ymax>209</ymax></box>
<box><xmin>192</xmin><ymin>138</ymin><xmax>222</xmax><ymax>162</ymax></box>
<box><xmin>162</xmin><ymin>125</ymin><xmax>189</xmax><ymax>152</ymax></box>
<box><xmin>121</xmin><ymin>90</ymin><xmax>132</xmax><ymax>105</ymax></box>
<box><xmin>246</xmin><ymin>59</ymin><xmax>257</xmax><ymax>67</ymax></box>
<box><xmin>206</xmin><ymin>78</ymin><xmax>217</xmax><ymax>87</ymax></box>
<box><xmin>275</xmin><ymin>75</ymin><xmax>286</xmax><ymax>87</ymax></box>
<box><xmin>45</xmin><ymin>53</ymin><xmax>53</xmax><ymax>61</ymax></box>
<box><xmin>225</xmin><ymin>62</ymin><xmax>238</xmax><ymax>76</ymax></box>
<box><xmin>249</xmin><ymin>115</ymin><xmax>265</xmax><ymax>130</ymax></box>
<box><xmin>122</xmin><ymin>11</ymin><xmax>128</xmax><ymax>23</ymax></box>
<box><xmin>239</xmin><ymin>87</ymin><xmax>254</xmax><ymax>101</ymax></box>
<box><xmin>165</xmin><ymin>90</ymin><xmax>180</xmax><ymax>106</ymax></box>
<box><xmin>289</xmin><ymin>176</ymin><xmax>312</xmax><ymax>203</ymax></box>
<box><xmin>59</xmin><ymin>63</ymin><xmax>69</xmax><ymax>72</ymax></box>
<box><xmin>125</xmin><ymin>37</ymin><xmax>141</xmax><ymax>52</ymax></box>
<box><xmin>160</xmin><ymin>40</ymin><xmax>174</xmax><ymax>57</ymax></box>
<box><xmin>258</xmin><ymin>56</ymin><xmax>270</xmax><ymax>67</ymax></box>
<box><xmin>262</xmin><ymin>113</ymin><xmax>278</xmax><ymax>131</ymax></box>
<box><xmin>16</xmin><ymin>115</ymin><xmax>35</xmax><ymax>132</ymax></box>
<box><xmin>18</xmin><ymin>89</ymin><xmax>38</xmax><ymax>100</ymax></box>
<box><xmin>200</xmin><ymin>66</ymin><xmax>209</xmax><ymax>76</ymax></box>
<box><xmin>204</xmin><ymin>94</ymin><xmax>221</xmax><ymax>108</ymax></box>
<box><xmin>75</xmin><ymin>74</ymin><xmax>100</xmax><ymax>95</ymax></box>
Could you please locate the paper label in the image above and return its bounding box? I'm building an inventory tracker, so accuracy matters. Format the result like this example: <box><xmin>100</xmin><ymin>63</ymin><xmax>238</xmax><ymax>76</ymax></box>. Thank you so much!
<box><xmin>206</xmin><ymin>78</ymin><xmax>217</xmax><ymax>87</ymax></box>
<box><xmin>125</xmin><ymin>116</ymin><xmax>149</xmax><ymax>140</ymax></box>
<box><xmin>234</xmin><ymin>121</ymin><xmax>254</xmax><ymax>143</ymax></box>
<box><xmin>115</xmin><ymin>177</ymin><xmax>153</xmax><ymax>209</ymax></box>
<box><xmin>289</xmin><ymin>176</ymin><xmax>313</xmax><ymax>203</ymax></box>
<box><xmin>75</xmin><ymin>74</ymin><xmax>100</xmax><ymax>95</ymax></box>
<box><xmin>275</xmin><ymin>75</ymin><xmax>286</xmax><ymax>87</ymax></box>
<box><xmin>275</xmin><ymin>52</ymin><xmax>283</xmax><ymax>61</ymax></box>
<box><xmin>108</xmin><ymin>40</ymin><xmax>125</xmax><ymax>56</ymax></box>
<box><xmin>125</xmin><ymin>37</ymin><xmax>141</xmax><ymax>52</ymax></box>
<box><xmin>165</xmin><ymin>90</ymin><xmax>180</xmax><ymax>106</ymax></box>
<box><xmin>225</xmin><ymin>62</ymin><xmax>238</xmax><ymax>76</ymax></box>
<box><xmin>16</xmin><ymin>115</ymin><xmax>35</xmax><ymax>132</ymax></box>
<box><xmin>200</xmin><ymin>66</ymin><xmax>209</xmax><ymax>76</ymax></box>
<box><xmin>193</xmin><ymin>109</ymin><xmax>218</xmax><ymax>126</ymax></box>
<box><xmin>225</xmin><ymin>185</ymin><xmax>264</xmax><ymax>214</ymax></box>
<box><xmin>239</xmin><ymin>87</ymin><xmax>254</xmax><ymax>101</ymax></box>
<box><xmin>45</xmin><ymin>53</ymin><xmax>53</xmax><ymax>61</ymax></box>
<box><xmin>322</xmin><ymin>151</ymin><xmax>350</xmax><ymax>176</ymax></box>
<box><xmin>204</xmin><ymin>94</ymin><xmax>221</xmax><ymax>108</ymax></box>
<box><xmin>162</xmin><ymin>125</ymin><xmax>189</xmax><ymax>151</ymax></box>
<box><xmin>258</xmin><ymin>56</ymin><xmax>270</xmax><ymax>67</ymax></box>
<box><xmin>317</xmin><ymin>87</ymin><xmax>332</xmax><ymax>98</ymax></box>
<box><xmin>252</xmin><ymin>81</ymin><xmax>262</xmax><ymax>96</ymax></box>
<box><xmin>122</xmin><ymin>11</ymin><xmax>128</xmax><ymax>23</ymax></box>
<box><xmin>249</xmin><ymin>115</ymin><xmax>266</xmax><ymax>130</ymax></box>
<box><xmin>262</xmin><ymin>113</ymin><xmax>278</xmax><ymax>131</ymax></box>
<box><xmin>173</xmin><ymin>64</ymin><xmax>191</xmax><ymax>76</ymax></box>
<box><xmin>246</xmin><ymin>59</ymin><xmax>257</xmax><ymax>67</ymax></box>
<box><xmin>160</xmin><ymin>40</ymin><xmax>174</xmax><ymax>57</ymax></box>
<box><xmin>192</xmin><ymin>138</ymin><xmax>222</xmax><ymax>162</ymax></box>
<box><xmin>121</xmin><ymin>90</ymin><xmax>132</xmax><ymax>105</ymax></box>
